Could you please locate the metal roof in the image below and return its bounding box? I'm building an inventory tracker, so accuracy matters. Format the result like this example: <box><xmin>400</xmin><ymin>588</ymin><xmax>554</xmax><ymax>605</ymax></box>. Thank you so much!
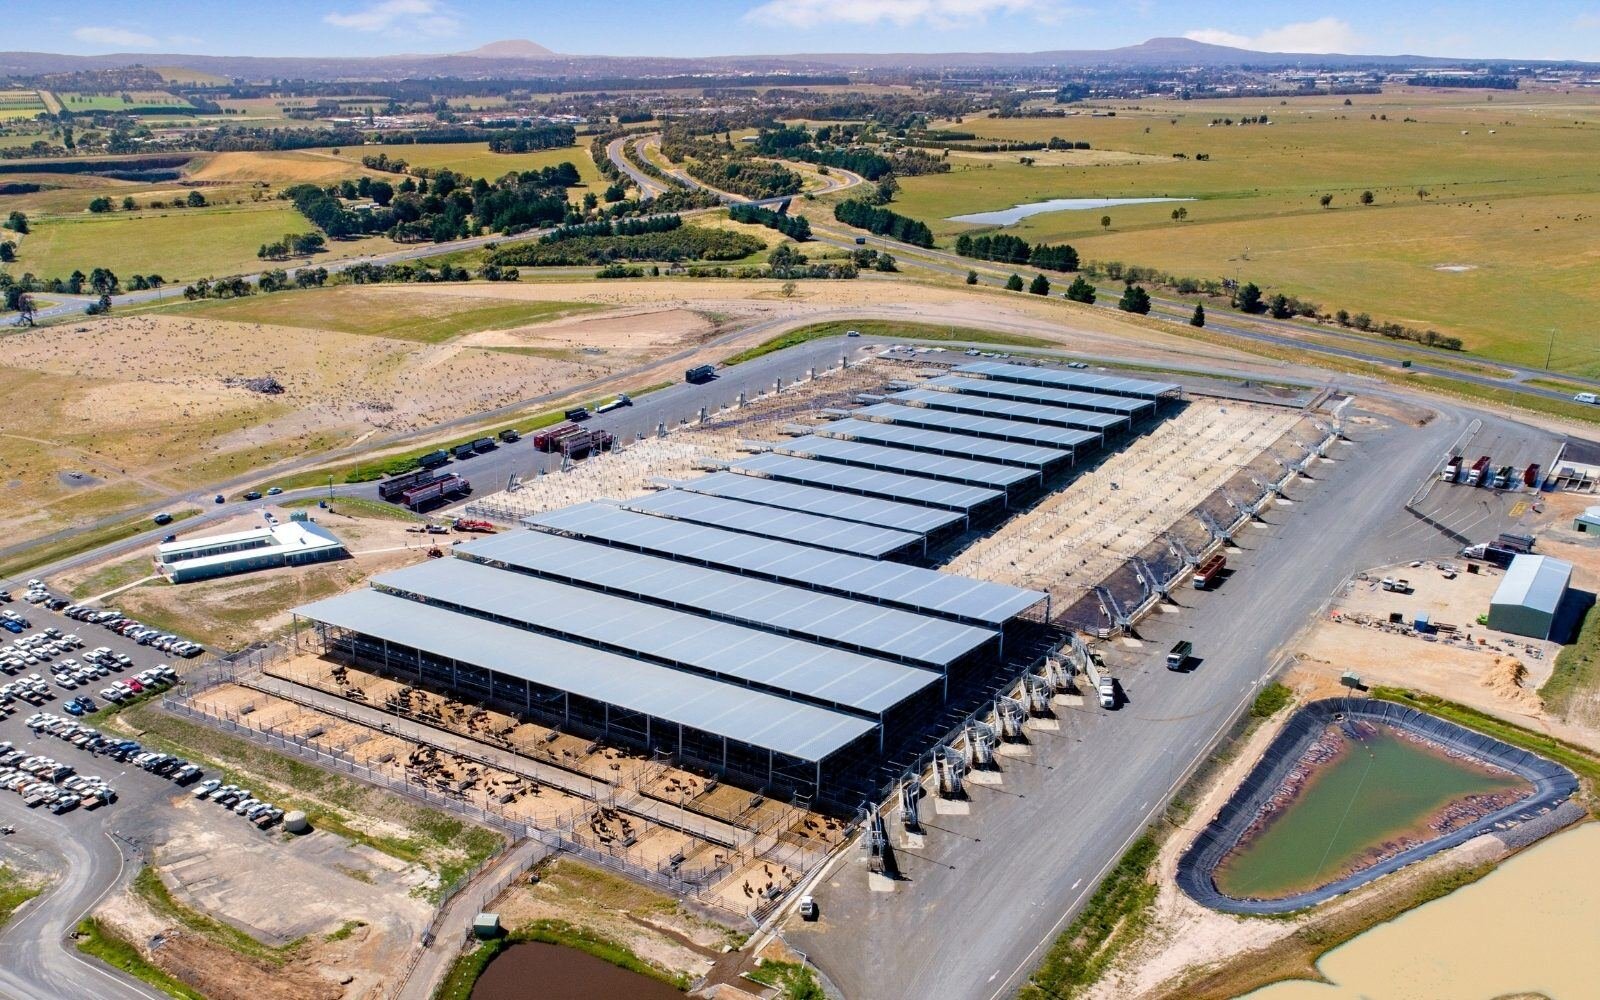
<box><xmin>732</xmin><ymin>453</ymin><xmax>1005</xmax><ymax>511</ymax></box>
<box><xmin>925</xmin><ymin>374</ymin><xmax>1152</xmax><ymax>416</ymax></box>
<box><xmin>372</xmin><ymin>558</ymin><xmax>939</xmax><ymax>716</ymax></box>
<box><xmin>812</xmin><ymin>419</ymin><xmax>1068</xmax><ymax>468</ymax></box>
<box><xmin>853</xmin><ymin>402</ymin><xmax>1100</xmax><ymax>452</ymax></box>
<box><xmin>619</xmin><ymin>490</ymin><xmax>922</xmax><ymax>559</ymax></box>
<box><xmin>777</xmin><ymin>436</ymin><xmax>1037</xmax><ymax>490</ymax></box>
<box><xmin>522</xmin><ymin>503</ymin><xmax>1046</xmax><ymax>625</ymax></box>
<box><xmin>888</xmin><ymin>387</ymin><xmax>1128</xmax><ymax>433</ymax></box>
<box><xmin>1491</xmin><ymin>555</ymin><xmax>1572</xmax><ymax>615</ymax></box>
<box><xmin>456</xmin><ymin>530</ymin><xmax>996</xmax><ymax>668</ymax></box>
<box><xmin>672</xmin><ymin>471</ymin><xmax>964</xmax><ymax>535</ymax></box>
<box><xmin>956</xmin><ymin>360</ymin><xmax>1182</xmax><ymax>399</ymax></box>
<box><xmin>294</xmin><ymin>588</ymin><xmax>875</xmax><ymax>762</ymax></box>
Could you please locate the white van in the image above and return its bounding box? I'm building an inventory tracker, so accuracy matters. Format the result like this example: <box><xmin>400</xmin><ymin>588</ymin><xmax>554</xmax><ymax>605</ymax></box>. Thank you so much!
<box><xmin>1574</xmin><ymin>392</ymin><xmax>1599</xmax><ymax>405</ymax></box>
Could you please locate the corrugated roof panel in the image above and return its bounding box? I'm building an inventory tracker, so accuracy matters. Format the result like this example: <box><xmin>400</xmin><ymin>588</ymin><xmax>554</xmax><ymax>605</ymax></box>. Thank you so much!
<box><xmin>777</xmin><ymin>436</ymin><xmax>1036</xmax><ymax>489</ymax></box>
<box><xmin>853</xmin><ymin>402</ymin><xmax>1100</xmax><ymax>451</ymax></box>
<box><xmin>955</xmin><ymin>360</ymin><xmax>1181</xmax><ymax>399</ymax></box>
<box><xmin>293</xmin><ymin>589</ymin><xmax>875</xmax><ymax>762</ymax></box>
<box><xmin>456</xmin><ymin>530</ymin><xmax>995</xmax><ymax>668</ymax></box>
<box><xmin>619</xmin><ymin>490</ymin><xmax>921</xmax><ymax>558</ymax></box>
<box><xmin>889</xmin><ymin>387</ymin><xmax>1127</xmax><ymax>432</ymax></box>
<box><xmin>925</xmin><ymin>375</ymin><xmax>1151</xmax><ymax>416</ymax></box>
<box><xmin>732</xmin><ymin>453</ymin><xmax>1005</xmax><ymax>511</ymax></box>
<box><xmin>371</xmin><ymin>559</ymin><xmax>938</xmax><ymax>715</ymax></box>
<box><xmin>813</xmin><ymin>419</ymin><xmax>1068</xmax><ymax>468</ymax></box>
<box><xmin>522</xmin><ymin>503</ymin><xmax>1046</xmax><ymax>625</ymax></box>
<box><xmin>1492</xmin><ymin>554</ymin><xmax>1572</xmax><ymax>615</ymax></box>
<box><xmin>672</xmin><ymin>472</ymin><xmax>963</xmax><ymax>535</ymax></box>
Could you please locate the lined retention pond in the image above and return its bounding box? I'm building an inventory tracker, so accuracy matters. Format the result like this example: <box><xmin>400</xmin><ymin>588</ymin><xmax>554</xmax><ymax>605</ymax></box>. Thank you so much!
<box><xmin>469</xmin><ymin>942</ymin><xmax>681</xmax><ymax>1000</ymax></box>
<box><xmin>1212</xmin><ymin>723</ymin><xmax>1528</xmax><ymax>900</ymax></box>
<box><xmin>1176</xmin><ymin>699</ymin><xmax>1578</xmax><ymax>914</ymax></box>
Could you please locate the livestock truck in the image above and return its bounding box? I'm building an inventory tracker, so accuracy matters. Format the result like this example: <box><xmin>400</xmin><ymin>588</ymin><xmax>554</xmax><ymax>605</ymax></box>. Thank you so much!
<box><xmin>378</xmin><ymin>468</ymin><xmax>443</xmax><ymax>502</ymax></box>
<box><xmin>1493</xmin><ymin>465</ymin><xmax>1515</xmax><ymax>490</ymax></box>
<box><xmin>1439</xmin><ymin>454</ymin><xmax>1463</xmax><ymax>483</ymax></box>
<box><xmin>1192</xmin><ymin>553</ymin><xmax>1227</xmax><ymax>590</ymax></box>
<box><xmin>532</xmin><ymin>422</ymin><xmax>582</xmax><ymax>452</ymax></box>
<box><xmin>685</xmin><ymin>364</ymin><xmax>715</xmax><ymax>384</ymax></box>
<box><xmin>1465</xmin><ymin>456</ymin><xmax>1492</xmax><ymax>487</ymax></box>
<box><xmin>402</xmin><ymin>475</ymin><xmax>470</xmax><ymax>511</ymax></box>
<box><xmin>1166</xmin><ymin>641</ymin><xmax>1192</xmax><ymax>670</ymax></box>
<box><xmin>1083</xmin><ymin>659</ymin><xmax>1117</xmax><ymax>709</ymax></box>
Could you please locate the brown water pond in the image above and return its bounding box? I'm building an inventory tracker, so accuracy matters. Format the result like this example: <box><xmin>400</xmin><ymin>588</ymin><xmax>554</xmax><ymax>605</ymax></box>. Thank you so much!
<box><xmin>470</xmin><ymin>941</ymin><xmax>682</xmax><ymax>1000</ymax></box>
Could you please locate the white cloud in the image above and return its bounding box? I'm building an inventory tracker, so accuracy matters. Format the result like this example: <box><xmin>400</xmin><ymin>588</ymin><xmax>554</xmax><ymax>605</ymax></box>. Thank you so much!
<box><xmin>72</xmin><ymin>26</ymin><xmax>158</xmax><ymax>49</ymax></box>
<box><xmin>744</xmin><ymin>0</ymin><xmax>1067</xmax><ymax>31</ymax></box>
<box><xmin>325</xmin><ymin>0</ymin><xmax>461</xmax><ymax>37</ymax></box>
<box><xmin>1185</xmin><ymin>17</ymin><xmax>1362</xmax><ymax>54</ymax></box>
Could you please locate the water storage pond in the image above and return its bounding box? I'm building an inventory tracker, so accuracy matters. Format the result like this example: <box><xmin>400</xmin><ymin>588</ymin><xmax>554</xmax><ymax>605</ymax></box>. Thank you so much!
<box><xmin>1177</xmin><ymin>699</ymin><xmax>1578</xmax><ymax>914</ymax></box>
<box><xmin>947</xmin><ymin>197</ymin><xmax>1193</xmax><ymax>226</ymax></box>
<box><xmin>470</xmin><ymin>941</ymin><xmax>682</xmax><ymax>1000</ymax></box>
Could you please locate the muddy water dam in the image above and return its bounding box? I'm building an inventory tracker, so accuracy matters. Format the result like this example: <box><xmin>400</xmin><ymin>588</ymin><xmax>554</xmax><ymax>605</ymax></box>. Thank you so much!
<box><xmin>1177</xmin><ymin>699</ymin><xmax>1577</xmax><ymax>913</ymax></box>
<box><xmin>470</xmin><ymin>941</ymin><xmax>682</xmax><ymax>1000</ymax></box>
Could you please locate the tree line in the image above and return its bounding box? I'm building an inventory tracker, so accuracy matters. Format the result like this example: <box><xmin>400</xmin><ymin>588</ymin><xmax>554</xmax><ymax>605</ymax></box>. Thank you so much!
<box><xmin>833</xmin><ymin>200</ymin><xmax>934</xmax><ymax>247</ymax></box>
<box><xmin>486</xmin><ymin>225</ymin><xmax>763</xmax><ymax>267</ymax></box>
<box><xmin>954</xmin><ymin>233</ymin><xmax>1079</xmax><ymax>272</ymax></box>
<box><xmin>728</xmin><ymin>204</ymin><xmax>811</xmax><ymax>241</ymax></box>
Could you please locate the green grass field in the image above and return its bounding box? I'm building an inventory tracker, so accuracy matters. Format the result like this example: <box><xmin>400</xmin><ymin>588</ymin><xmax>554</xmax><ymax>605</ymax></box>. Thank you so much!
<box><xmin>324</xmin><ymin>142</ymin><xmax>605</xmax><ymax>187</ymax></box>
<box><xmin>54</xmin><ymin>91</ymin><xmax>192</xmax><ymax>112</ymax></box>
<box><xmin>16</xmin><ymin>203</ymin><xmax>399</xmax><ymax>282</ymax></box>
<box><xmin>167</xmin><ymin>285</ymin><xmax>599</xmax><ymax>342</ymax></box>
<box><xmin>875</xmin><ymin>90</ymin><xmax>1600</xmax><ymax>376</ymax></box>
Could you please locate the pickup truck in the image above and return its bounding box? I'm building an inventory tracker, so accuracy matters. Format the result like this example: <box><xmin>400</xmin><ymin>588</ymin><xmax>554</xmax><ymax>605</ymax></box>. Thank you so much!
<box><xmin>1084</xmin><ymin>659</ymin><xmax>1117</xmax><ymax>709</ymax></box>
<box><xmin>1380</xmin><ymin>577</ymin><xmax>1413</xmax><ymax>594</ymax></box>
<box><xmin>1166</xmin><ymin>640</ymin><xmax>1192</xmax><ymax>671</ymax></box>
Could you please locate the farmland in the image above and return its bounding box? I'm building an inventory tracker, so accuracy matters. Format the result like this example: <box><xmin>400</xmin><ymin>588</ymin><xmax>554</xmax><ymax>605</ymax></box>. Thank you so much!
<box><xmin>871</xmin><ymin>89</ymin><xmax>1600</xmax><ymax>375</ymax></box>
<box><xmin>53</xmin><ymin>91</ymin><xmax>194</xmax><ymax>112</ymax></box>
<box><xmin>13</xmin><ymin>202</ymin><xmax>400</xmax><ymax>281</ymax></box>
<box><xmin>324</xmin><ymin>141</ymin><xmax>605</xmax><ymax>186</ymax></box>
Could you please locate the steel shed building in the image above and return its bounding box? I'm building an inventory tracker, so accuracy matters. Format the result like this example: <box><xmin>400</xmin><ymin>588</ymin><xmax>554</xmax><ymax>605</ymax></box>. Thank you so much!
<box><xmin>956</xmin><ymin>360</ymin><xmax>1182</xmax><ymax>401</ymax></box>
<box><xmin>731</xmin><ymin>453</ymin><xmax>1006</xmax><ymax>513</ymax></box>
<box><xmin>850</xmin><ymin>402</ymin><xmax>1100</xmax><ymax>453</ymax></box>
<box><xmin>668</xmin><ymin>471</ymin><xmax>964</xmax><ymax>536</ymax></box>
<box><xmin>776</xmin><ymin>435</ymin><xmax>1038</xmax><ymax>492</ymax></box>
<box><xmin>1488</xmin><ymin>554</ymin><xmax>1573</xmax><ymax>640</ymax></box>
<box><xmin>619</xmin><ymin>490</ymin><xmax>924</xmax><ymax>559</ymax></box>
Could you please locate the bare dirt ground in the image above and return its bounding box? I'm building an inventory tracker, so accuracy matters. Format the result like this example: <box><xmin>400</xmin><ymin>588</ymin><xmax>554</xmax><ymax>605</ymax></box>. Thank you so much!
<box><xmin>1</xmin><ymin>277</ymin><xmax>1290</xmax><ymax>546</ymax></box>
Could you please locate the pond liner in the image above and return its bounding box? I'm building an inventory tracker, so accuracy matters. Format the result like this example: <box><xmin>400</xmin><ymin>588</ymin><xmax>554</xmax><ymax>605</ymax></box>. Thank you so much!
<box><xmin>1176</xmin><ymin>697</ymin><xmax>1579</xmax><ymax>914</ymax></box>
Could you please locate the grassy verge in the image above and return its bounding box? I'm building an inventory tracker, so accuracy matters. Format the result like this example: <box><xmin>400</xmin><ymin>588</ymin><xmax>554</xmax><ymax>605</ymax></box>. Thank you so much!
<box><xmin>324</xmin><ymin>919</ymin><xmax>365</xmax><ymax>942</ymax></box>
<box><xmin>64</xmin><ymin>554</ymin><xmax>156</xmax><ymax>600</ymax></box>
<box><xmin>721</xmin><ymin>319</ymin><xmax>1053</xmax><ymax>366</ymax></box>
<box><xmin>1018</xmin><ymin>834</ymin><xmax>1160</xmax><ymax>1000</ymax></box>
<box><xmin>0</xmin><ymin>509</ymin><xmax>196</xmax><ymax>583</ymax></box>
<box><xmin>132</xmin><ymin>866</ymin><xmax>305</xmax><ymax>966</ymax></box>
<box><xmin>745</xmin><ymin>958</ymin><xmax>826</xmax><ymax>1000</ymax></box>
<box><xmin>435</xmin><ymin>919</ymin><xmax>689</xmax><ymax>1000</ymax></box>
<box><xmin>1251</xmin><ymin>682</ymin><xmax>1294</xmax><ymax>719</ymax></box>
<box><xmin>0</xmin><ymin>867</ymin><xmax>42</xmax><ymax>929</ymax></box>
<box><xmin>114</xmin><ymin>701</ymin><xmax>504</xmax><ymax>892</ymax></box>
<box><xmin>75</xmin><ymin>916</ymin><xmax>207</xmax><ymax>1000</ymax></box>
<box><xmin>1370</xmin><ymin>686</ymin><xmax>1600</xmax><ymax>797</ymax></box>
<box><xmin>280</xmin><ymin>496</ymin><xmax>424</xmax><ymax>523</ymax></box>
<box><xmin>1540</xmin><ymin>601</ymin><xmax>1599</xmax><ymax>717</ymax></box>
<box><xmin>1152</xmin><ymin>860</ymin><xmax>1498</xmax><ymax>1000</ymax></box>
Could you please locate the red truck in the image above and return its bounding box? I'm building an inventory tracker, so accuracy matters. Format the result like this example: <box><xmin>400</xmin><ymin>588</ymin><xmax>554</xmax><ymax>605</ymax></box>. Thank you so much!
<box><xmin>1465</xmin><ymin>455</ymin><xmax>1492</xmax><ymax>487</ymax></box>
<box><xmin>402</xmin><ymin>475</ymin><xmax>470</xmax><ymax>510</ymax></box>
<box><xmin>452</xmin><ymin>518</ymin><xmax>496</xmax><ymax>533</ymax></box>
<box><xmin>533</xmin><ymin>422</ymin><xmax>583</xmax><ymax>452</ymax></box>
<box><xmin>1192</xmin><ymin>553</ymin><xmax>1227</xmax><ymax>590</ymax></box>
<box><xmin>1523</xmin><ymin>463</ymin><xmax>1541</xmax><ymax>487</ymax></box>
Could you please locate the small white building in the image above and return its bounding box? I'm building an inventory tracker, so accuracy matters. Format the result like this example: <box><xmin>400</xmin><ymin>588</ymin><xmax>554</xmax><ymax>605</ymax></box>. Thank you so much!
<box><xmin>157</xmin><ymin>518</ymin><xmax>346</xmax><ymax>583</ymax></box>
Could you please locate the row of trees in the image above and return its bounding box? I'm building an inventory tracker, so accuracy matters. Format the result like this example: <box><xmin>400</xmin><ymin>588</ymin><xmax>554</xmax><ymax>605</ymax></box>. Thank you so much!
<box><xmin>833</xmin><ymin>200</ymin><xmax>934</xmax><ymax>247</ymax></box>
<box><xmin>257</xmin><ymin>232</ymin><xmax>326</xmax><ymax>260</ymax></box>
<box><xmin>954</xmin><ymin>233</ymin><xmax>1079</xmax><ymax>271</ymax></box>
<box><xmin>487</xmin><ymin>224</ymin><xmax>764</xmax><ymax>267</ymax></box>
<box><xmin>728</xmin><ymin>203</ymin><xmax>812</xmax><ymax>241</ymax></box>
<box><xmin>539</xmin><ymin>214</ymin><xmax>682</xmax><ymax>245</ymax></box>
<box><xmin>485</xmin><ymin>125</ymin><xmax>577</xmax><ymax>153</ymax></box>
<box><xmin>684</xmin><ymin>157</ymin><xmax>803</xmax><ymax>200</ymax></box>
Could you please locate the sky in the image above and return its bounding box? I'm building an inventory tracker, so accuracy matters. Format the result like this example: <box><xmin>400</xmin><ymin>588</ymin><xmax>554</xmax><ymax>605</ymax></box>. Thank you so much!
<box><xmin>12</xmin><ymin>0</ymin><xmax>1600</xmax><ymax>62</ymax></box>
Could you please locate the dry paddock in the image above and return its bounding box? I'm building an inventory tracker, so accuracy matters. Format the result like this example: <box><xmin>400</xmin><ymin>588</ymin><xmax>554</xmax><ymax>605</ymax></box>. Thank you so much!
<box><xmin>947</xmin><ymin>400</ymin><xmax>1305</xmax><ymax>604</ymax></box>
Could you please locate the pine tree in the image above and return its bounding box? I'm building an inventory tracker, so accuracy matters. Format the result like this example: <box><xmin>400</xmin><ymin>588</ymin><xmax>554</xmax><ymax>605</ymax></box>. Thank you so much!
<box><xmin>1190</xmin><ymin>302</ymin><xmax>1206</xmax><ymax>327</ymax></box>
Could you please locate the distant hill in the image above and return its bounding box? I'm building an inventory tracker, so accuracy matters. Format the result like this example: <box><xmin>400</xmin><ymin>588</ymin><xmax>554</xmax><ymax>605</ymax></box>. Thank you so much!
<box><xmin>0</xmin><ymin>36</ymin><xmax>1585</xmax><ymax>81</ymax></box>
<box><xmin>457</xmin><ymin>39</ymin><xmax>556</xmax><ymax>59</ymax></box>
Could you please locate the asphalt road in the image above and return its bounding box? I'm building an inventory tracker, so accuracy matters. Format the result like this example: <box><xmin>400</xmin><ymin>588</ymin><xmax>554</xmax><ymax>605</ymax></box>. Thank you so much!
<box><xmin>785</xmin><ymin>397</ymin><xmax>1533</xmax><ymax>1000</ymax></box>
<box><xmin>0</xmin><ymin>600</ymin><xmax>210</xmax><ymax>1000</ymax></box>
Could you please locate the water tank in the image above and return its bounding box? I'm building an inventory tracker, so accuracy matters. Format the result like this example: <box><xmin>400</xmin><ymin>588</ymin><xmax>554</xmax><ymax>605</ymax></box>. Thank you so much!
<box><xmin>283</xmin><ymin>810</ymin><xmax>310</xmax><ymax>834</ymax></box>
